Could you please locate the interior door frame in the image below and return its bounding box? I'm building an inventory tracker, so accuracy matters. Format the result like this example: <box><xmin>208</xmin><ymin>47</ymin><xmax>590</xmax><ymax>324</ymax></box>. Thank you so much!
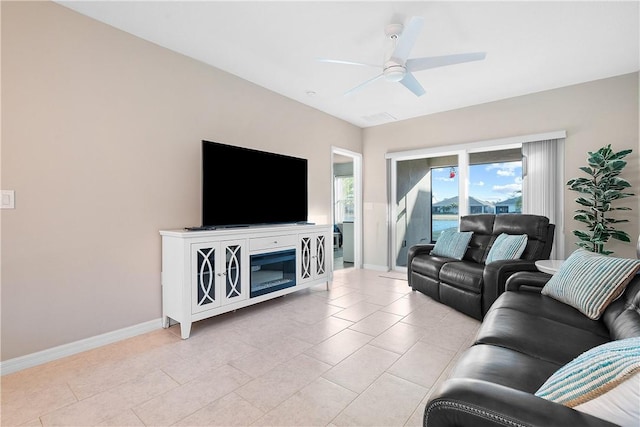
<box><xmin>331</xmin><ymin>146</ymin><xmax>363</xmax><ymax>269</ymax></box>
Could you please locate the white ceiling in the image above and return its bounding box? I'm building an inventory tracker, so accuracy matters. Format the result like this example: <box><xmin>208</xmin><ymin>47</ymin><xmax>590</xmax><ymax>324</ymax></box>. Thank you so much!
<box><xmin>56</xmin><ymin>1</ymin><xmax>639</xmax><ymax>128</ymax></box>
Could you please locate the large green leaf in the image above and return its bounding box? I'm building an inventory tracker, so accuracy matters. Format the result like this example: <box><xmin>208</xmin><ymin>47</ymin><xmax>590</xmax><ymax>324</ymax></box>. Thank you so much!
<box><xmin>607</xmin><ymin>159</ymin><xmax>627</xmax><ymax>172</ymax></box>
<box><xmin>574</xmin><ymin>211</ymin><xmax>596</xmax><ymax>221</ymax></box>
<box><xmin>588</xmin><ymin>152</ymin><xmax>605</xmax><ymax>166</ymax></box>
<box><xmin>575</xmin><ymin>197</ymin><xmax>594</xmax><ymax>207</ymax></box>
<box><xmin>610</xmin><ymin>177</ymin><xmax>632</xmax><ymax>188</ymax></box>
<box><xmin>573</xmin><ymin>214</ymin><xmax>593</xmax><ymax>225</ymax></box>
<box><xmin>609</xmin><ymin>230</ymin><xmax>631</xmax><ymax>242</ymax></box>
<box><xmin>604</xmin><ymin>218</ymin><xmax>630</xmax><ymax>224</ymax></box>
<box><xmin>611</xmin><ymin>149</ymin><xmax>633</xmax><ymax>159</ymax></box>
<box><xmin>573</xmin><ymin>230</ymin><xmax>592</xmax><ymax>240</ymax></box>
<box><xmin>603</xmin><ymin>190</ymin><xmax>623</xmax><ymax>201</ymax></box>
<box><xmin>578</xmin><ymin>166</ymin><xmax>595</xmax><ymax>176</ymax></box>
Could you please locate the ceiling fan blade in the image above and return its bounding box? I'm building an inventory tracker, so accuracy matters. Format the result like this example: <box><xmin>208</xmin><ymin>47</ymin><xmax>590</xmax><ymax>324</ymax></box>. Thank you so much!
<box><xmin>316</xmin><ymin>58</ymin><xmax>380</xmax><ymax>69</ymax></box>
<box><xmin>399</xmin><ymin>72</ymin><xmax>426</xmax><ymax>97</ymax></box>
<box><xmin>391</xmin><ymin>16</ymin><xmax>425</xmax><ymax>62</ymax></box>
<box><xmin>344</xmin><ymin>73</ymin><xmax>385</xmax><ymax>96</ymax></box>
<box><xmin>406</xmin><ymin>52</ymin><xmax>486</xmax><ymax>72</ymax></box>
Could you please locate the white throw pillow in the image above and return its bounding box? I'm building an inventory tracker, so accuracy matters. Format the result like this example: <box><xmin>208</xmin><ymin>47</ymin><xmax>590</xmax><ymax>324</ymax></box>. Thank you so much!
<box><xmin>575</xmin><ymin>373</ymin><xmax>640</xmax><ymax>427</ymax></box>
<box><xmin>535</xmin><ymin>337</ymin><xmax>640</xmax><ymax>427</ymax></box>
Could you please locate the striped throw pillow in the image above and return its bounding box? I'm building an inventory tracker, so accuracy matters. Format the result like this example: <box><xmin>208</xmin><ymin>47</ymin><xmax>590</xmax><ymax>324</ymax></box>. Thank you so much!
<box><xmin>575</xmin><ymin>373</ymin><xmax>639</xmax><ymax>427</ymax></box>
<box><xmin>535</xmin><ymin>337</ymin><xmax>640</xmax><ymax>426</ymax></box>
<box><xmin>430</xmin><ymin>230</ymin><xmax>473</xmax><ymax>260</ymax></box>
<box><xmin>485</xmin><ymin>233</ymin><xmax>528</xmax><ymax>264</ymax></box>
<box><xmin>541</xmin><ymin>249</ymin><xmax>640</xmax><ymax>320</ymax></box>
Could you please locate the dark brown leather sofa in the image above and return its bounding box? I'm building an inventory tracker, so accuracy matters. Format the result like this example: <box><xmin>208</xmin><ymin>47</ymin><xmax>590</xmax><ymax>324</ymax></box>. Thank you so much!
<box><xmin>424</xmin><ymin>271</ymin><xmax>640</xmax><ymax>427</ymax></box>
<box><xmin>407</xmin><ymin>214</ymin><xmax>555</xmax><ymax>320</ymax></box>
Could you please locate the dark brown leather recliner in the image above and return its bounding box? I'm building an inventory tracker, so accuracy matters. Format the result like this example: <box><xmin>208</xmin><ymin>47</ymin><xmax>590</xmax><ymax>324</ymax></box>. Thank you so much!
<box><xmin>407</xmin><ymin>214</ymin><xmax>555</xmax><ymax>319</ymax></box>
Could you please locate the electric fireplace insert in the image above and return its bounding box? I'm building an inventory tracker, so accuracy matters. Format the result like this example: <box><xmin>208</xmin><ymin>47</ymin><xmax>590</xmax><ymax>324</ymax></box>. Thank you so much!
<box><xmin>250</xmin><ymin>249</ymin><xmax>296</xmax><ymax>298</ymax></box>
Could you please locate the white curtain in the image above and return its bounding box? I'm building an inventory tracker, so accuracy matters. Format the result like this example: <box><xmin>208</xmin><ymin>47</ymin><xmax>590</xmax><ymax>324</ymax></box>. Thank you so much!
<box><xmin>522</xmin><ymin>139</ymin><xmax>565</xmax><ymax>259</ymax></box>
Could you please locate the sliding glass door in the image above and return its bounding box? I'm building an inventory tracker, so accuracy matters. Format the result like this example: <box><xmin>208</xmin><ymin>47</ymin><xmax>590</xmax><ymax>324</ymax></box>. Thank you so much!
<box><xmin>391</xmin><ymin>146</ymin><xmax>523</xmax><ymax>269</ymax></box>
<box><xmin>394</xmin><ymin>153</ymin><xmax>461</xmax><ymax>267</ymax></box>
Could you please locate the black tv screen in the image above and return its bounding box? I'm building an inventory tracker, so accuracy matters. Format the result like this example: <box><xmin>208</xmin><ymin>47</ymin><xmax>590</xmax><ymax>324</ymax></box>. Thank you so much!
<box><xmin>202</xmin><ymin>140</ymin><xmax>308</xmax><ymax>228</ymax></box>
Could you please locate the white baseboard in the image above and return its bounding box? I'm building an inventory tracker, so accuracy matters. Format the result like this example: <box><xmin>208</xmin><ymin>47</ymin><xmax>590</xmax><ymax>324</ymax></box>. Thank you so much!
<box><xmin>362</xmin><ymin>263</ymin><xmax>389</xmax><ymax>271</ymax></box>
<box><xmin>0</xmin><ymin>318</ymin><xmax>163</xmax><ymax>376</ymax></box>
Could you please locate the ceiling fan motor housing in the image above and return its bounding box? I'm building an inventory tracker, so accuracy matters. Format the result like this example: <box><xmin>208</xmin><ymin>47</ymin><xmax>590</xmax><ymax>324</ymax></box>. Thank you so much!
<box><xmin>383</xmin><ymin>60</ymin><xmax>406</xmax><ymax>82</ymax></box>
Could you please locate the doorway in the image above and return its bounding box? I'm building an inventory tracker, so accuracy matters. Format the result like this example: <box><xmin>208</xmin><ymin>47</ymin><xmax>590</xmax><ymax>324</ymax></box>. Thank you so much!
<box><xmin>331</xmin><ymin>147</ymin><xmax>362</xmax><ymax>270</ymax></box>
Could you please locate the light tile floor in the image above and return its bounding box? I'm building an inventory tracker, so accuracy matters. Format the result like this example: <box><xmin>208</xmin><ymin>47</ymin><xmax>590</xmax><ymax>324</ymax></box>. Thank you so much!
<box><xmin>1</xmin><ymin>268</ymin><xmax>481</xmax><ymax>426</ymax></box>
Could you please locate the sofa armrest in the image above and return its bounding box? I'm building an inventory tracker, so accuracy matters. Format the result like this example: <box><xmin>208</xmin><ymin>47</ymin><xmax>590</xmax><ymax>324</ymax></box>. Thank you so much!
<box><xmin>408</xmin><ymin>243</ymin><xmax>435</xmax><ymax>259</ymax></box>
<box><xmin>505</xmin><ymin>271</ymin><xmax>553</xmax><ymax>292</ymax></box>
<box><xmin>424</xmin><ymin>379</ymin><xmax>617</xmax><ymax>427</ymax></box>
<box><xmin>407</xmin><ymin>244</ymin><xmax>435</xmax><ymax>282</ymax></box>
<box><xmin>482</xmin><ymin>260</ymin><xmax>539</xmax><ymax>314</ymax></box>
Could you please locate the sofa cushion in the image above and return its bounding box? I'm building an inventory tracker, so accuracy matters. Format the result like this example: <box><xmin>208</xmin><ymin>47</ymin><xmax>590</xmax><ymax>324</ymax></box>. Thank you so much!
<box><xmin>486</xmin><ymin>233</ymin><xmax>528</xmax><ymax>263</ymax></box>
<box><xmin>439</xmin><ymin>261</ymin><xmax>484</xmax><ymax>293</ymax></box>
<box><xmin>541</xmin><ymin>249</ymin><xmax>640</xmax><ymax>320</ymax></box>
<box><xmin>489</xmin><ymin>291</ymin><xmax>610</xmax><ymax>338</ymax></box>
<box><xmin>476</xmin><ymin>307</ymin><xmax>610</xmax><ymax>365</ymax></box>
<box><xmin>449</xmin><ymin>344</ymin><xmax>561</xmax><ymax>393</ymax></box>
<box><xmin>411</xmin><ymin>254</ymin><xmax>458</xmax><ymax>280</ymax></box>
<box><xmin>535</xmin><ymin>337</ymin><xmax>640</xmax><ymax>426</ymax></box>
<box><xmin>463</xmin><ymin>233</ymin><xmax>493</xmax><ymax>264</ymax></box>
<box><xmin>430</xmin><ymin>230</ymin><xmax>473</xmax><ymax>260</ymax></box>
<box><xmin>460</xmin><ymin>214</ymin><xmax>495</xmax><ymax>264</ymax></box>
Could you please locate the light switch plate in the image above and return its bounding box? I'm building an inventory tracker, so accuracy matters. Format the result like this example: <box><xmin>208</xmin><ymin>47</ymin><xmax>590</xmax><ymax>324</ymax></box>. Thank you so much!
<box><xmin>1</xmin><ymin>190</ymin><xmax>15</xmax><ymax>209</ymax></box>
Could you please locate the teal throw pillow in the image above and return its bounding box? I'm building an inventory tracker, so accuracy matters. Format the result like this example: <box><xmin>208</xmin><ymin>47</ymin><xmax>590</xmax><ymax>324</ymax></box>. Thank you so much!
<box><xmin>535</xmin><ymin>337</ymin><xmax>640</xmax><ymax>426</ymax></box>
<box><xmin>430</xmin><ymin>230</ymin><xmax>473</xmax><ymax>260</ymax></box>
<box><xmin>485</xmin><ymin>233</ymin><xmax>528</xmax><ymax>264</ymax></box>
<box><xmin>541</xmin><ymin>249</ymin><xmax>640</xmax><ymax>320</ymax></box>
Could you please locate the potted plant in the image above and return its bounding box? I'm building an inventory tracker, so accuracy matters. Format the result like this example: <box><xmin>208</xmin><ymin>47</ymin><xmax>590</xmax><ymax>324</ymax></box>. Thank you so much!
<box><xmin>567</xmin><ymin>144</ymin><xmax>634</xmax><ymax>255</ymax></box>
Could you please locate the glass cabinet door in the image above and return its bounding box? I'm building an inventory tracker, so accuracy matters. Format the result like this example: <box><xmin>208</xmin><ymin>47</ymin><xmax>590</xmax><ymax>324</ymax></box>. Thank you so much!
<box><xmin>222</xmin><ymin>242</ymin><xmax>244</xmax><ymax>304</ymax></box>
<box><xmin>192</xmin><ymin>244</ymin><xmax>220</xmax><ymax>313</ymax></box>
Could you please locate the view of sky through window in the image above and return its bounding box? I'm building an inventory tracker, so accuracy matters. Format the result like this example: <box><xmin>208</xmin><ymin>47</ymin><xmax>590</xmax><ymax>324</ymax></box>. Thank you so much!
<box><xmin>432</xmin><ymin>161</ymin><xmax>523</xmax><ymax>204</ymax></box>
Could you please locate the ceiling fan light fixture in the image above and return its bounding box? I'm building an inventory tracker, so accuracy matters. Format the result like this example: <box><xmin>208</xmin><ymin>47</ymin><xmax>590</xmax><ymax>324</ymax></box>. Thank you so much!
<box><xmin>383</xmin><ymin>62</ymin><xmax>406</xmax><ymax>82</ymax></box>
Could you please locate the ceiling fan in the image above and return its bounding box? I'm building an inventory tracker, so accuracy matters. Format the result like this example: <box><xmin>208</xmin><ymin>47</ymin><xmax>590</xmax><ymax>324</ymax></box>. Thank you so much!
<box><xmin>318</xmin><ymin>16</ymin><xmax>486</xmax><ymax>97</ymax></box>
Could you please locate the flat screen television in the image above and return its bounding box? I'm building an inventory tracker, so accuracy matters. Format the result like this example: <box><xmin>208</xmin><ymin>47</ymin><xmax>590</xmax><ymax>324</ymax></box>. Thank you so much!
<box><xmin>201</xmin><ymin>140</ymin><xmax>308</xmax><ymax>228</ymax></box>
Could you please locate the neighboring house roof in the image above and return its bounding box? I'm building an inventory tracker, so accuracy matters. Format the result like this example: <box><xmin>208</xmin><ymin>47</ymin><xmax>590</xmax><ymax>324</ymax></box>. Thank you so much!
<box><xmin>495</xmin><ymin>196</ymin><xmax>522</xmax><ymax>206</ymax></box>
<box><xmin>433</xmin><ymin>196</ymin><xmax>494</xmax><ymax>208</ymax></box>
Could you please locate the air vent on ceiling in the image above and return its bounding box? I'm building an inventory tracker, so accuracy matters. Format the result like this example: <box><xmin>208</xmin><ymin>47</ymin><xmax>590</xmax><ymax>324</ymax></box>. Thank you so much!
<box><xmin>361</xmin><ymin>112</ymin><xmax>397</xmax><ymax>124</ymax></box>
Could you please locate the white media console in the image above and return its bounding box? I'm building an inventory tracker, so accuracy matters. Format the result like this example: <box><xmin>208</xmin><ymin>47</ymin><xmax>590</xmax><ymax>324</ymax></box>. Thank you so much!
<box><xmin>160</xmin><ymin>224</ymin><xmax>331</xmax><ymax>338</ymax></box>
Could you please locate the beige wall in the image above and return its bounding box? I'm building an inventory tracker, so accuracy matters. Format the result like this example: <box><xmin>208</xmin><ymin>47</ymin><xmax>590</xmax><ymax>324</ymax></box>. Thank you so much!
<box><xmin>363</xmin><ymin>73</ymin><xmax>639</xmax><ymax>267</ymax></box>
<box><xmin>1</xmin><ymin>1</ymin><xmax>362</xmax><ymax>361</ymax></box>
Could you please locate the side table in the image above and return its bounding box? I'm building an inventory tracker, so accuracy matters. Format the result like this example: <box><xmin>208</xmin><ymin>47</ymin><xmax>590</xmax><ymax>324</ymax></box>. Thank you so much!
<box><xmin>535</xmin><ymin>259</ymin><xmax>564</xmax><ymax>275</ymax></box>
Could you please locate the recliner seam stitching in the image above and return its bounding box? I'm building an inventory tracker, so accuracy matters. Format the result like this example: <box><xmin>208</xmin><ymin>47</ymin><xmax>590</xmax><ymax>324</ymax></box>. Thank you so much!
<box><xmin>425</xmin><ymin>399</ymin><xmax>530</xmax><ymax>427</ymax></box>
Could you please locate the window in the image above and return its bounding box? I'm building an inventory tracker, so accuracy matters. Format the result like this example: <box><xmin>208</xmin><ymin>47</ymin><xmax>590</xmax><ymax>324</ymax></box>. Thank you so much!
<box><xmin>468</xmin><ymin>148</ymin><xmax>523</xmax><ymax>216</ymax></box>
<box><xmin>428</xmin><ymin>150</ymin><xmax>522</xmax><ymax>243</ymax></box>
<box><xmin>392</xmin><ymin>146</ymin><xmax>524</xmax><ymax>267</ymax></box>
<box><xmin>388</xmin><ymin>131</ymin><xmax>565</xmax><ymax>270</ymax></box>
<box><xmin>334</xmin><ymin>176</ymin><xmax>354</xmax><ymax>223</ymax></box>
